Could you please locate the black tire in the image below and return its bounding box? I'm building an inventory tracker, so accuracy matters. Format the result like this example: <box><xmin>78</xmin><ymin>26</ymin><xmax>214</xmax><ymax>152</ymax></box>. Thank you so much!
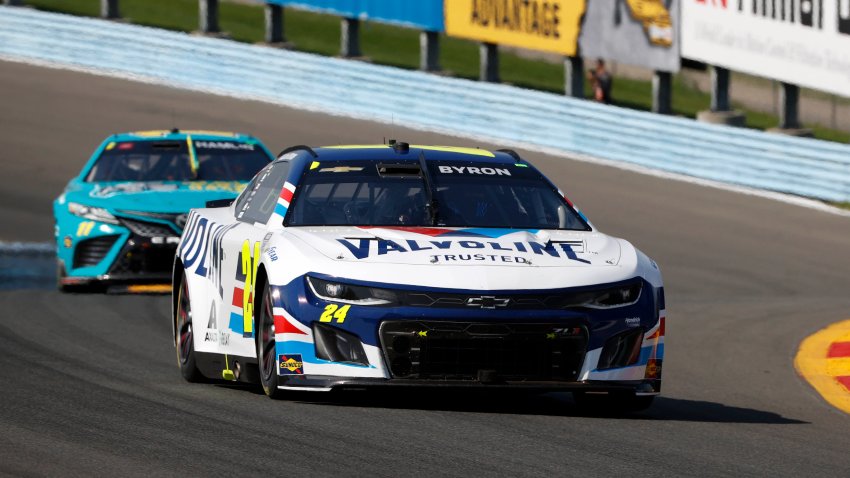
<box><xmin>257</xmin><ymin>281</ymin><xmax>285</xmax><ymax>399</ymax></box>
<box><xmin>56</xmin><ymin>260</ymin><xmax>70</xmax><ymax>293</ymax></box>
<box><xmin>175</xmin><ymin>272</ymin><xmax>204</xmax><ymax>382</ymax></box>
<box><xmin>573</xmin><ymin>391</ymin><xmax>655</xmax><ymax>414</ymax></box>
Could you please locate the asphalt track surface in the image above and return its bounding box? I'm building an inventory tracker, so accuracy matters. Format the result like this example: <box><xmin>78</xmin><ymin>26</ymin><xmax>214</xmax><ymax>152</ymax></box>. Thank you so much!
<box><xmin>2</xmin><ymin>60</ymin><xmax>850</xmax><ymax>477</ymax></box>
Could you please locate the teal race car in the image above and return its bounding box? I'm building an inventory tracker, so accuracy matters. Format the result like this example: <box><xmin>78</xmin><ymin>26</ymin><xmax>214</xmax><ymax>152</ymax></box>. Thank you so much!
<box><xmin>54</xmin><ymin>129</ymin><xmax>273</xmax><ymax>292</ymax></box>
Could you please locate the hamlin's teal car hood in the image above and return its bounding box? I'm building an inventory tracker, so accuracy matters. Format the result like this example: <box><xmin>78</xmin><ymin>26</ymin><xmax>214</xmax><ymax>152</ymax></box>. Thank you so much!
<box><xmin>59</xmin><ymin>180</ymin><xmax>247</xmax><ymax>213</ymax></box>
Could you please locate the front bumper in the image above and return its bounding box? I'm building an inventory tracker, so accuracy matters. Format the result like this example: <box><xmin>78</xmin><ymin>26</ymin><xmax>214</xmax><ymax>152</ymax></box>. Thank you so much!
<box><xmin>277</xmin><ymin>375</ymin><xmax>661</xmax><ymax>395</ymax></box>
<box><xmin>56</xmin><ymin>214</ymin><xmax>181</xmax><ymax>283</ymax></box>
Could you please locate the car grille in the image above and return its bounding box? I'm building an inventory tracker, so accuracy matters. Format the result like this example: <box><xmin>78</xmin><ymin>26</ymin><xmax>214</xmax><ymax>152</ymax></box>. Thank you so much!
<box><xmin>380</xmin><ymin>321</ymin><xmax>587</xmax><ymax>382</ymax></box>
<box><xmin>119</xmin><ymin>217</ymin><xmax>179</xmax><ymax>237</ymax></box>
<box><xmin>108</xmin><ymin>241</ymin><xmax>176</xmax><ymax>276</ymax></box>
<box><xmin>73</xmin><ymin>235</ymin><xmax>120</xmax><ymax>269</ymax></box>
<box><xmin>391</xmin><ymin>282</ymin><xmax>640</xmax><ymax>310</ymax></box>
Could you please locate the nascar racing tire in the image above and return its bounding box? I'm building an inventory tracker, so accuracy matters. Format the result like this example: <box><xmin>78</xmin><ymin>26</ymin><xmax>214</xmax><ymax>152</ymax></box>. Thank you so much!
<box><xmin>257</xmin><ymin>280</ymin><xmax>284</xmax><ymax>399</ymax></box>
<box><xmin>175</xmin><ymin>272</ymin><xmax>204</xmax><ymax>382</ymax></box>
<box><xmin>573</xmin><ymin>391</ymin><xmax>655</xmax><ymax>414</ymax></box>
<box><xmin>56</xmin><ymin>260</ymin><xmax>71</xmax><ymax>293</ymax></box>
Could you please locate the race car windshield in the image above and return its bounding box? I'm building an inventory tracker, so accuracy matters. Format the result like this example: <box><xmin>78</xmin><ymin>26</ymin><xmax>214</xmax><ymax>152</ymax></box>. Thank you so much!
<box><xmin>85</xmin><ymin>140</ymin><xmax>270</xmax><ymax>182</ymax></box>
<box><xmin>286</xmin><ymin>160</ymin><xmax>590</xmax><ymax>230</ymax></box>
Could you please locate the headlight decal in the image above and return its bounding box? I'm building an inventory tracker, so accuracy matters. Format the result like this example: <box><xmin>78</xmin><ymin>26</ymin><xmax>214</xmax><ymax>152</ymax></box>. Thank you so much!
<box><xmin>67</xmin><ymin>202</ymin><xmax>120</xmax><ymax>225</ymax></box>
<box><xmin>306</xmin><ymin>276</ymin><xmax>400</xmax><ymax>306</ymax></box>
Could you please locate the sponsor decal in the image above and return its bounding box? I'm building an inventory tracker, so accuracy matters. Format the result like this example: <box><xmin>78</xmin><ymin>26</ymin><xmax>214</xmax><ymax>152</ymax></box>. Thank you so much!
<box><xmin>625</xmin><ymin>317</ymin><xmax>641</xmax><ymax>327</ymax></box>
<box><xmin>202</xmin><ymin>331</ymin><xmax>232</xmax><ymax>346</ymax></box>
<box><xmin>91</xmin><ymin>182</ymin><xmax>179</xmax><ymax>198</ymax></box>
<box><xmin>466</xmin><ymin>296</ymin><xmax>511</xmax><ymax>308</ymax></box>
<box><xmin>63</xmin><ymin>236</ymin><xmax>73</xmax><ymax>248</ymax></box>
<box><xmin>436</xmin><ymin>165</ymin><xmax>511</xmax><ymax>176</ymax></box>
<box><xmin>150</xmin><ymin>236</ymin><xmax>180</xmax><ymax>245</ymax></box>
<box><xmin>278</xmin><ymin>354</ymin><xmax>304</xmax><ymax>375</ymax></box>
<box><xmin>337</xmin><ymin>238</ymin><xmax>589</xmax><ymax>264</ymax></box>
<box><xmin>645</xmin><ymin>358</ymin><xmax>662</xmax><ymax>379</ymax></box>
<box><xmin>186</xmin><ymin>181</ymin><xmax>244</xmax><ymax>192</ymax></box>
<box><xmin>267</xmin><ymin>246</ymin><xmax>278</xmax><ymax>262</ymax></box>
<box><xmin>193</xmin><ymin>141</ymin><xmax>255</xmax><ymax>151</ymax></box>
<box><xmin>547</xmin><ymin>327</ymin><xmax>583</xmax><ymax>339</ymax></box>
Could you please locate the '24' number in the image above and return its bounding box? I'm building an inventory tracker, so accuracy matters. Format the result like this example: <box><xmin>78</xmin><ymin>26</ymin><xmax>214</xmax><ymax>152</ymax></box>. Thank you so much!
<box><xmin>242</xmin><ymin>240</ymin><xmax>261</xmax><ymax>335</ymax></box>
<box><xmin>320</xmin><ymin>304</ymin><xmax>350</xmax><ymax>323</ymax></box>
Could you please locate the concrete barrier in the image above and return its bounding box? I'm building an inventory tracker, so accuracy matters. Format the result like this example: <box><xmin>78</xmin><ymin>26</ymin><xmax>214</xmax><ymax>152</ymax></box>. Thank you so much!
<box><xmin>1</xmin><ymin>7</ymin><xmax>849</xmax><ymax>202</ymax></box>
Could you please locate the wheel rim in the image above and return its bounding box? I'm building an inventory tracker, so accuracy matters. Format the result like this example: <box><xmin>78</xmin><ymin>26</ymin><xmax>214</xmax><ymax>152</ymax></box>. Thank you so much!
<box><xmin>259</xmin><ymin>288</ymin><xmax>276</xmax><ymax>383</ymax></box>
<box><xmin>177</xmin><ymin>277</ymin><xmax>193</xmax><ymax>365</ymax></box>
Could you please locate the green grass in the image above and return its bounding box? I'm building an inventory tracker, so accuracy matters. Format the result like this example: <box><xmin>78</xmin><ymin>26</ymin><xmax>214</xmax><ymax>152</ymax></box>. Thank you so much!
<box><xmin>23</xmin><ymin>0</ymin><xmax>850</xmax><ymax>143</ymax></box>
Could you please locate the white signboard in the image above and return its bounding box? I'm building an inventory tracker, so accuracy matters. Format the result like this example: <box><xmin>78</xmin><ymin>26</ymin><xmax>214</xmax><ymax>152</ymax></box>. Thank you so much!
<box><xmin>681</xmin><ymin>0</ymin><xmax>850</xmax><ymax>98</ymax></box>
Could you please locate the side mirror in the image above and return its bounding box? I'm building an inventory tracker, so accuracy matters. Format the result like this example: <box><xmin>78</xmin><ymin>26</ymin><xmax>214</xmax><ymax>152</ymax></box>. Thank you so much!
<box><xmin>205</xmin><ymin>198</ymin><xmax>234</xmax><ymax>208</ymax></box>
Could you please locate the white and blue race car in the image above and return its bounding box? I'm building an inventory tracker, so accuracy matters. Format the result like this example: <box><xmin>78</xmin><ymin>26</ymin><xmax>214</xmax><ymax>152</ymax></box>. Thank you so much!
<box><xmin>173</xmin><ymin>143</ymin><xmax>665</xmax><ymax>410</ymax></box>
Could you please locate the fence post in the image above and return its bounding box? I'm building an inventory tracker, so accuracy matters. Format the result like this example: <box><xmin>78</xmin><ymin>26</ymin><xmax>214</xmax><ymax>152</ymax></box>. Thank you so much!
<box><xmin>710</xmin><ymin>66</ymin><xmax>730</xmax><ymax>111</ymax></box>
<box><xmin>479</xmin><ymin>42</ymin><xmax>499</xmax><ymax>83</ymax></box>
<box><xmin>341</xmin><ymin>17</ymin><xmax>361</xmax><ymax>57</ymax></box>
<box><xmin>652</xmin><ymin>71</ymin><xmax>672</xmax><ymax>115</ymax></box>
<box><xmin>563</xmin><ymin>56</ymin><xmax>584</xmax><ymax>98</ymax></box>
<box><xmin>100</xmin><ymin>0</ymin><xmax>120</xmax><ymax>19</ymax></box>
<box><xmin>697</xmin><ymin>65</ymin><xmax>745</xmax><ymax>126</ymax></box>
<box><xmin>779</xmin><ymin>82</ymin><xmax>800</xmax><ymax>129</ymax></box>
<box><xmin>768</xmin><ymin>83</ymin><xmax>812</xmax><ymax>136</ymax></box>
<box><xmin>419</xmin><ymin>30</ymin><xmax>440</xmax><ymax>72</ymax></box>
<box><xmin>264</xmin><ymin>3</ymin><xmax>284</xmax><ymax>44</ymax></box>
<box><xmin>199</xmin><ymin>0</ymin><xmax>219</xmax><ymax>34</ymax></box>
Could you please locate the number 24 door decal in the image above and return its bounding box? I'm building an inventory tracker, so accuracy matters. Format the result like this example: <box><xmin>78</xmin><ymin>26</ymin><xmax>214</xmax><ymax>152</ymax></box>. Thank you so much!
<box><xmin>239</xmin><ymin>238</ymin><xmax>349</xmax><ymax>333</ymax></box>
<box><xmin>242</xmin><ymin>239</ymin><xmax>261</xmax><ymax>336</ymax></box>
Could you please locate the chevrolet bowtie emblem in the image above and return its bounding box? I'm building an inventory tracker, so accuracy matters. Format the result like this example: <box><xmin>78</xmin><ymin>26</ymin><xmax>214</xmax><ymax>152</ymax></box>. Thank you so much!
<box><xmin>466</xmin><ymin>296</ymin><xmax>510</xmax><ymax>309</ymax></box>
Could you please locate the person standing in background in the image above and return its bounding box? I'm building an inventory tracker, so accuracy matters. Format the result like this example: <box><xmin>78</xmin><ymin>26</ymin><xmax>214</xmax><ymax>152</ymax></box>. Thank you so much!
<box><xmin>588</xmin><ymin>59</ymin><xmax>613</xmax><ymax>104</ymax></box>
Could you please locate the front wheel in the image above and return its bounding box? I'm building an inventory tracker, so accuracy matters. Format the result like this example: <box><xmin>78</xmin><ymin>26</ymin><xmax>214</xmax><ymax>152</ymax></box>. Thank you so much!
<box><xmin>257</xmin><ymin>281</ymin><xmax>285</xmax><ymax>399</ymax></box>
<box><xmin>175</xmin><ymin>272</ymin><xmax>204</xmax><ymax>382</ymax></box>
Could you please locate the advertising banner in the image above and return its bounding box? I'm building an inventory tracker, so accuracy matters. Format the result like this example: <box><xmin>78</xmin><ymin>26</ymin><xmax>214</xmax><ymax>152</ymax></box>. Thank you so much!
<box><xmin>579</xmin><ymin>0</ymin><xmax>680</xmax><ymax>72</ymax></box>
<box><xmin>268</xmin><ymin>0</ymin><xmax>444</xmax><ymax>31</ymax></box>
<box><xmin>681</xmin><ymin>0</ymin><xmax>850</xmax><ymax>97</ymax></box>
<box><xmin>444</xmin><ymin>0</ymin><xmax>587</xmax><ymax>56</ymax></box>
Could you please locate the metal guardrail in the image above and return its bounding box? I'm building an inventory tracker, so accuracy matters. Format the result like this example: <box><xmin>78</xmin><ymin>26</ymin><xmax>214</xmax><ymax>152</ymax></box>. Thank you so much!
<box><xmin>1</xmin><ymin>7</ymin><xmax>849</xmax><ymax>202</ymax></box>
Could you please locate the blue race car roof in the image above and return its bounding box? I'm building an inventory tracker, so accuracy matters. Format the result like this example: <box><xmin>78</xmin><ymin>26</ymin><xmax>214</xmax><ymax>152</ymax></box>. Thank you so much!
<box><xmin>304</xmin><ymin>145</ymin><xmax>520</xmax><ymax>165</ymax></box>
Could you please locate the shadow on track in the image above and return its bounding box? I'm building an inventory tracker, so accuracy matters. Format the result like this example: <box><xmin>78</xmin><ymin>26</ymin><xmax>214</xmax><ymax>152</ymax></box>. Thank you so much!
<box><xmin>233</xmin><ymin>387</ymin><xmax>806</xmax><ymax>425</ymax></box>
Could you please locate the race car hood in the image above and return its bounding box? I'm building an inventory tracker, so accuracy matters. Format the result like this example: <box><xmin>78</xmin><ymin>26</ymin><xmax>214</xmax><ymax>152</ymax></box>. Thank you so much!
<box><xmin>286</xmin><ymin>226</ymin><xmax>622</xmax><ymax>268</ymax></box>
<box><xmin>58</xmin><ymin>180</ymin><xmax>247</xmax><ymax>213</ymax></box>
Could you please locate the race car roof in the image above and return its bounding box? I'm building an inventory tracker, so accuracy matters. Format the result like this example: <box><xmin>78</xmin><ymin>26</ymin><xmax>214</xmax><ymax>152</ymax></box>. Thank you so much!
<box><xmin>303</xmin><ymin>144</ymin><xmax>521</xmax><ymax>165</ymax></box>
<box><xmin>108</xmin><ymin>129</ymin><xmax>259</xmax><ymax>143</ymax></box>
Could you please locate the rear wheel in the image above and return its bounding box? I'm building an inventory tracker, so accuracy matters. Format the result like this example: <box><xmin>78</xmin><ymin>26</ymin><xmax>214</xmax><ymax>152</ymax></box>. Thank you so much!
<box><xmin>175</xmin><ymin>273</ymin><xmax>204</xmax><ymax>382</ymax></box>
<box><xmin>257</xmin><ymin>281</ymin><xmax>285</xmax><ymax>399</ymax></box>
<box><xmin>573</xmin><ymin>391</ymin><xmax>655</xmax><ymax>414</ymax></box>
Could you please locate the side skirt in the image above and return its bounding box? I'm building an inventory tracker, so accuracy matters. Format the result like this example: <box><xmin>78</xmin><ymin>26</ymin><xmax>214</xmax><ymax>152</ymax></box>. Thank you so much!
<box><xmin>195</xmin><ymin>351</ymin><xmax>260</xmax><ymax>384</ymax></box>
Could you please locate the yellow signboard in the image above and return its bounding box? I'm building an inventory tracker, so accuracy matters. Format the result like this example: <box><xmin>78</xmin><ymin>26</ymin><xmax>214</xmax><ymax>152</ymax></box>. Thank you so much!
<box><xmin>444</xmin><ymin>0</ymin><xmax>586</xmax><ymax>56</ymax></box>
